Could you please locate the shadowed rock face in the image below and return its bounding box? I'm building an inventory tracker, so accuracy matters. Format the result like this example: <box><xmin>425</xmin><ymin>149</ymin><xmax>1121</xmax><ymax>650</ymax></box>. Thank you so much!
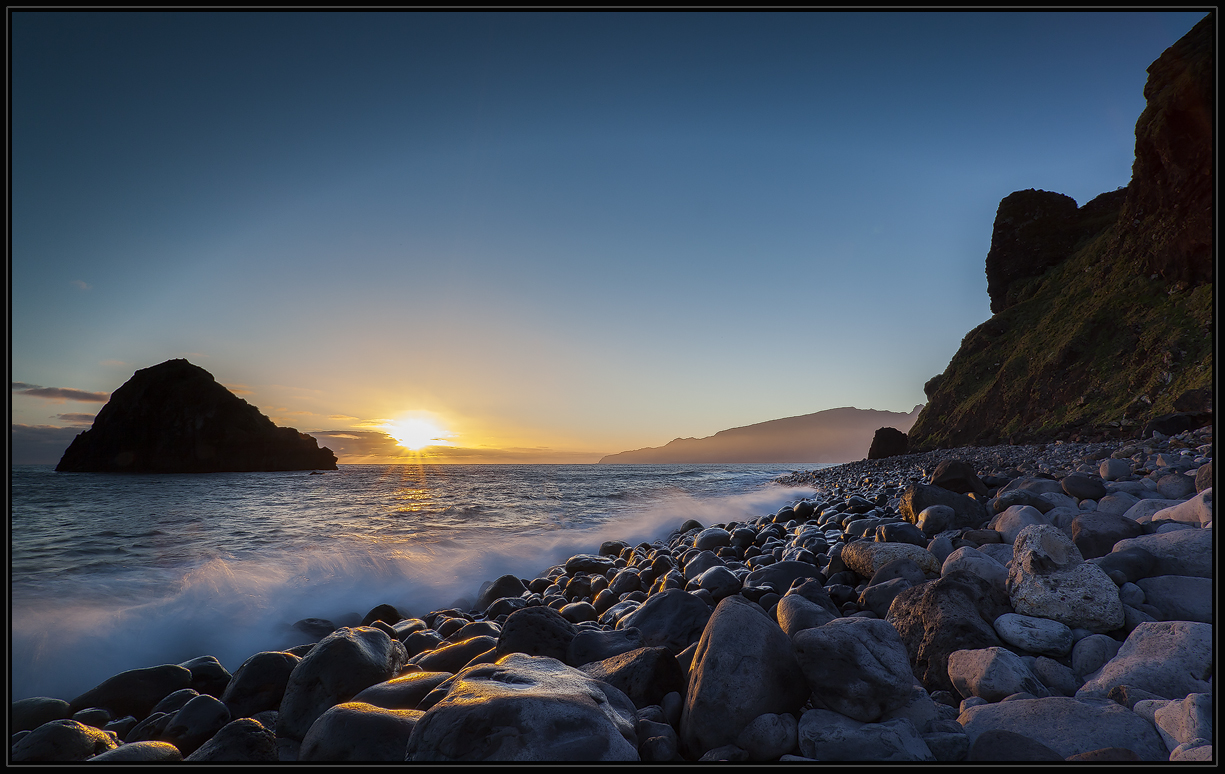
<box><xmin>55</xmin><ymin>359</ymin><xmax>337</xmax><ymax>473</ymax></box>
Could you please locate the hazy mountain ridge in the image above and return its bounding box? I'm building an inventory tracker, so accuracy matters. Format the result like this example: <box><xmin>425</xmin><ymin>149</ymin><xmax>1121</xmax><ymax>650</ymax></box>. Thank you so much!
<box><xmin>599</xmin><ymin>405</ymin><xmax>923</xmax><ymax>464</ymax></box>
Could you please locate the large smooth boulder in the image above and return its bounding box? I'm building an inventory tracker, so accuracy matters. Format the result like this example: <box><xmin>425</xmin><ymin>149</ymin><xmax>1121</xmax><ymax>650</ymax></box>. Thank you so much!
<box><xmin>989</xmin><ymin>505</ymin><xmax>1050</xmax><ymax>545</ymax></box>
<box><xmin>899</xmin><ymin>483</ymin><xmax>988</xmax><ymax>530</ymax></box>
<box><xmin>1076</xmin><ymin>621</ymin><xmax>1212</xmax><ymax>700</ymax></box>
<box><xmin>797</xmin><ymin>709</ymin><xmax>933</xmax><ymax>761</ymax></box>
<box><xmin>1070</xmin><ymin>511</ymin><xmax>1145</xmax><ymax>559</ymax></box>
<box><xmin>775</xmin><ymin>593</ymin><xmax>838</xmax><ymax>637</ymax></box>
<box><xmin>579</xmin><ymin>647</ymin><xmax>686</xmax><ymax>710</ymax></box>
<box><xmin>840</xmin><ymin>540</ymin><xmax>940</xmax><ymax>579</ymax></box>
<box><xmin>792</xmin><ymin>618</ymin><xmax>915</xmax><ymax>722</ymax></box>
<box><xmin>277</xmin><ymin>627</ymin><xmax>408</xmax><ymax>742</ymax></box>
<box><xmin>68</xmin><ymin>663</ymin><xmax>193</xmax><ymax>721</ymax></box>
<box><xmin>11</xmin><ymin>697</ymin><xmax>72</xmax><ymax>733</ymax></box>
<box><xmin>991</xmin><ymin>613</ymin><xmax>1072</xmax><ymax>656</ymax></box>
<box><xmin>616</xmin><ymin>589</ymin><xmax>712</xmax><ymax>655</ymax></box>
<box><xmin>10</xmin><ymin>719</ymin><xmax>120</xmax><ymax>762</ymax></box>
<box><xmin>352</xmin><ymin>671</ymin><xmax>454</xmax><ymax>711</ymax></box>
<box><xmin>183</xmin><ymin>718</ymin><xmax>278</xmax><ymax>762</ymax></box>
<box><xmin>886</xmin><ymin>571</ymin><xmax>1012</xmax><ymax>695</ymax></box>
<box><xmin>299</xmin><ymin>702</ymin><xmax>423</xmax><ymax>761</ymax></box>
<box><xmin>495</xmin><ymin>605</ymin><xmax>577</xmax><ymax>662</ymax></box>
<box><xmin>1135</xmin><ymin>575</ymin><xmax>1212</xmax><ymax>623</ymax></box>
<box><xmin>1006</xmin><ymin>525</ymin><xmax>1123</xmax><ymax>633</ymax></box>
<box><xmin>946</xmin><ymin>647</ymin><xmax>1049</xmax><ymax>702</ymax></box>
<box><xmin>1106</xmin><ymin>527</ymin><xmax>1213</xmax><ymax>578</ymax></box>
<box><xmin>940</xmin><ymin>546</ymin><xmax>1007</xmax><ymax>587</ymax></box>
<box><xmin>405</xmin><ymin>653</ymin><xmax>639</xmax><ymax>761</ymax></box>
<box><xmin>92</xmin><ymin>740</ymin><xmax>184</xmax><ymax>761</ymax></box>
<box><xmin>220</xmin><ymin>651</ymin><xmax>301</xmax><ymax>719</ymax></box>
<box><xmin>958</xmin><ymin>697</ymin><xmax>1168</xmax><ymax>761</ymax></box>
<box><xmin>680</xmin><ymin>595</ymin><xmax>809</xmax><ymax>759</ymax></box>
<box><xmin>162</xmin><ymin>693</ymin><xmax>230</xmax><ymax>756</ymax></box>
<box><xmin>1151</xmin><ymin>488</ymin><xmax>1212</xmax><ymax>528</ymax></box>
<box><xmin>744</xmin><ymin>561</ymin><xmax>826</xmax><ymax>594</ymax></box>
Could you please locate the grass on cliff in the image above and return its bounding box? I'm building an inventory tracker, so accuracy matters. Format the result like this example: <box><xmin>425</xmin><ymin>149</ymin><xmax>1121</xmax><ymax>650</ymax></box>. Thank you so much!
<box><xmin>910</xmin><ymin>222</ymin><xmax>1213</xmax><ymax>449</ymax></box>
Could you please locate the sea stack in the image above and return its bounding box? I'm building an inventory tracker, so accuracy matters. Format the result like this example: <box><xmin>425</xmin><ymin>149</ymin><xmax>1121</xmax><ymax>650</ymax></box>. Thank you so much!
<box><xmin>55</xmin><ymin>359</ymin><xmax>338</xmax><ymax>473</ymax></box>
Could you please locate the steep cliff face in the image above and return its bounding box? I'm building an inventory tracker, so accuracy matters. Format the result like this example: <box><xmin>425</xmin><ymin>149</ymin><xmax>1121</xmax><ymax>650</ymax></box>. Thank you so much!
<box><xmin>56</xmin><ymin>359</ymin><xmax>338</xmax><ymax>472</ymax></box>
<box><xmin>908</xmin><ymin>15</ymin><xmax>1214</xmax><ymax>451</ymax></box>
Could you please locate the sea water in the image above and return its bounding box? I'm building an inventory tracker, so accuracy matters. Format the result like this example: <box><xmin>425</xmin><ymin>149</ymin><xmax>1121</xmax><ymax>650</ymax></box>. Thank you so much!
<box><xmin>10</xmin><ymin>462</ymin><xmax>825</xmax><ymax>703</ymax></box>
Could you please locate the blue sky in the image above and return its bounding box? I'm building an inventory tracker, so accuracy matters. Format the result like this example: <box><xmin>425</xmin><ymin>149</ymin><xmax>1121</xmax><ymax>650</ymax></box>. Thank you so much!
<box><xmin>10</xmin><ymin>10</ymin><xmax>1211</xmax><ymax>462</ymax></box>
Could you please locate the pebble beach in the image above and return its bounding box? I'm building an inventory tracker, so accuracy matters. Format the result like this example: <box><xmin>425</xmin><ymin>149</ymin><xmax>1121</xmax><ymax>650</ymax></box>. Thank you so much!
<box><xmin>11</xmin><ymin>426</ymin><xmax>1213</xmax><ymax>763</ymax></box>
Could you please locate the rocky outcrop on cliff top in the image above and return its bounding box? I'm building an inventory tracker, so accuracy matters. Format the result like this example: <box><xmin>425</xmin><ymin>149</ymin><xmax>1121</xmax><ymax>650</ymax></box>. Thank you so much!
<box><xmin>908</xmin><ymin>15</ymin><xmax>1213</xmax><ymax>452</ymax></box>
<box><xmin>55</xmin><ymin>359</ymin><xmax>337</xmax><ymax>473</ymax></box>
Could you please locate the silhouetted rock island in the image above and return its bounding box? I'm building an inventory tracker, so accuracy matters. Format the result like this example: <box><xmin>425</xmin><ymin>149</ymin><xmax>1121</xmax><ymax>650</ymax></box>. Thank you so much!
<box><xmin>55</xmin><ymin>359</ymin><xmax>337</xmax><ymax>473</ymax></box>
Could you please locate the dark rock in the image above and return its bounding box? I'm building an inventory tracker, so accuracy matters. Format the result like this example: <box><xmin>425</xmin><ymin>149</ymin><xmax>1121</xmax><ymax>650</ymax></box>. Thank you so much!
<box><xmin>580</xmin><ymin>646</ymin><xmax>686</xmax><ymax>710</ymax></box>
<box><xmin>1195</xmin><ymin>460</ymin><xmax>1212</xmax><ymax>492</ymax></box>
<box><xmin>352</xmin><ymin>671</ymin><xmax>453</xmax><ymax>711</ymax></box>
<box><xmin>475</xmin><ymin>575</ymin><xmax>528</xmax><ymax>614</ymax></box>
<box><xmin>885</xmin><ymin>570</ymin><xmax>1013</xmax><ymax>695</ymax></box>
<box><xmin>567</xmin><ymin>627</ymin><xmax>645</xmax><ymax>667</ymax></box>
<box><xmin>293</xmin><ymin>618</ymin><xmax>337</xmax><ymax>639</ymax></box>
<box><xmin>55</xmin><ymin>359</ymin><xmax>337</xmax><ymax>472</ymax></box>
<box><xmin>929</xmin><ymin>459</ymin><xmax>989</xmax><ymax>497</ymax></box>
<box><xmin>298</xmin><ymin>702</ymin><xmax>422</xmax><ymax>762</ymax></box>
<box><xmin>1060</xmin><ymin>473</ymin><xmax>1107</xmax><ymax>501</ymax></box>
<box><xmin>162</xmin><ymin>693</ymin><xmax>231</xmax><ymax>756</ymax></box>
<box><xmin>1065</xmin><ymin>747</ymin><xmax>1144</xmax><ymax>761</ymax></box>
<box><xmin>899</xmin><ymin>483</ymin><xmax>988</xmax><ymax>529</ymax></box>
<box><xmin>10</xmin><ymin>719</ymin><xmax>121</xmax><ymax>762</ymax></box>
<box><xmin>681</xmin><ymin>596</ymin><xmax>809</xmax><ymax>759</ymax></box>
<box><xmin>616</xmin><ymin>589</ymin><xmax>712</xmax><ymax>655</ymax></box>
<box><xmin>984</xmin><ymin>189</ymin><xmax>1080</xmax><ymax>314</ymax></box>
<box><xmin>414</xmin><ymin>636</ymin><xmax>498</xmax><ymax>674</ymax></box>
<box><xmin>1142</xmin><ymin>411</ymin><xmax>1214</xmax><ymax>440</ymax></box>
<box><xmin>867</xmin><ymin>427</ymin><xmax>909</xmax><ymax>460</ymax></box>
<box><xmin>69</xmin><ymin>663</ymin><xmax>194</xmax><ymax>721</ymax></box>
<box><xmin>183</xmin><ymin>717</ymin><xmax>278</xmax><ymax>762</ymax></box>
<box><xmin>221</xmin><ymin>651</ymin><xmax>301</xmax><ymax>719</ymax></box>
<box><xmin>793</xmin><ymin>617</ymin><xmax>916</xmax><ymax>722</ymax></box>
<box><xmin>11</xmin><ymin>697</ymin><xmax>72</xmax><ymax>733</ymax></box>
<box><xmin>177</xmin><ymin>655</ymin><xmax>231</xmax><ymax>699</ymax></box>
<box><xmin>966</xmin><ymin>729</ymin><xmax>1064</xmax><ymax>761</ymax></box>
<box><xmin>401</xmin><ymin>630</ymin><xmax>444</xmax><ymax>659</ymax></box>
<box><xmin>1070</xmin><ymin>512</ymin><xmax>1144</xmax><ymax>560</ymax></box>
<box><xmin>405</xmin><ymin>653</ymin><xmax>639</xmax><ymax>761</ymax></box>
<box><xmin>1173</xmin><ymin>387</ymin><xmax>1213</xmax><ymax>413</ymax></box>
<box><xmin>361</xmin><ymin>603</ymin><xmax>404</xmax><ymax>627</ymax></box>
<box><xmin>495</xmin><ymin>605</ymin><xmax>577</xmax><ymax>662</ymax></box>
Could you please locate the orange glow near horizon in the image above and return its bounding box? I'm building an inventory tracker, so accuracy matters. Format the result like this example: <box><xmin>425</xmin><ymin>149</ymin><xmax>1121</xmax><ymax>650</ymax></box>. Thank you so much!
<box><xmin>380</xmin><ymin>416</ymin><xmax>455</xmax><ymax>451</ymax></box>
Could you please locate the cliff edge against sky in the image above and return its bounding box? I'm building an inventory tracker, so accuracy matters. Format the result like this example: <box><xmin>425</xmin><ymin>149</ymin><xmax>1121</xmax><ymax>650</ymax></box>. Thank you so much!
<box><xmin>908</xmin><ymin>14</ymin><xmax>1213</xmax><ymax>451</ymax></box>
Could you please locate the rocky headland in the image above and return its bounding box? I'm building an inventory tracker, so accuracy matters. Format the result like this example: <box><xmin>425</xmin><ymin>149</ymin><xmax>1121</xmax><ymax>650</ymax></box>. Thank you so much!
<box><xmin>55</xmin><ymin>359</ymin><xmax>337</xmax><ymax>473</ymax></box>
<box><xmin>908</xmin><ymin>13</ymin><xmax>1213</xmax><ymax>451</ymax></box>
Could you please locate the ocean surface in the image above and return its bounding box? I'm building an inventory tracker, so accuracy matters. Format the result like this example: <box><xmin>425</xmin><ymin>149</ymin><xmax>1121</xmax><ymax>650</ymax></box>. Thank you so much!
<box><xmin>10</xmin><ymin>462</ymin><xmax>827</xmax><ymax>703</ymax></box>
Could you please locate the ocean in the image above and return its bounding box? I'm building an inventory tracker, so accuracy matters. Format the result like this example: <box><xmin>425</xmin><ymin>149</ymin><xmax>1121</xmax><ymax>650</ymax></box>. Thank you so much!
<box><xmin>10</xmin><ymin>462</ymin><xmax>825</xmax><ymax>704</ymax></box>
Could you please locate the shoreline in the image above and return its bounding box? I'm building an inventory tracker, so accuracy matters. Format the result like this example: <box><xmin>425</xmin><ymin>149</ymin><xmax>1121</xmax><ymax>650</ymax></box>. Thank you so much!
<box><xmin>12</xmin><ymin>426</ymin><xmax>1213</xmax><ymax>761</ymax></box>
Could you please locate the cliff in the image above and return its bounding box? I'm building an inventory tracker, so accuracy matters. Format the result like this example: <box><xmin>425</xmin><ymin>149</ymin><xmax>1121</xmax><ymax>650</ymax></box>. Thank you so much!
<box><xmin>55</xmin><ymin>359</ymin><xmax>338</xmax><ymax>473</ymax></box>
<box><xmin>599</xmin><ymin>405</ymin><xmax>923</xmax><ymax>464</ymax></box>
<box><xmin>908</xmin><ymin>15</ymin><xmax>1214</xmax><ymax>450</ymax></box>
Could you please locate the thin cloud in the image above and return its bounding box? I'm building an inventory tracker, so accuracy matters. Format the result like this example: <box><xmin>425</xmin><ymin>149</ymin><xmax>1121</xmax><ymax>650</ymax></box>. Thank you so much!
<box><xmin>54</xmin><ymin>413</ymin><xmax>96</xmax><ymax>425</ymax></box>
<box><xmin>72</xmin><ymin>280</ymin><xmax>90</xmax><ymax>290</ymax></box>
<box><xmin>12</xmin><ymin>385</ymin><xmax>109</xmax><ymax>402</ymax></box>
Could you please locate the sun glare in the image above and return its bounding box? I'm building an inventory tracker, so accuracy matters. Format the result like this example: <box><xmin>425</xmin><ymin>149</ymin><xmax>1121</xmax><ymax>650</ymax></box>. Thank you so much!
<box><xmin>382</xmin><ymin>417</ymin><xmax>453</xmax><ymax>451</ymax></box>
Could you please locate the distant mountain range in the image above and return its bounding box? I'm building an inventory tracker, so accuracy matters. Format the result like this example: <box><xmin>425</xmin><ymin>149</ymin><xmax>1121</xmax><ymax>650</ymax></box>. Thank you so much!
<box><xmin>598</xmin><ymin>405</ymin><xmax>924</xmax><ymax>464</ymax></box>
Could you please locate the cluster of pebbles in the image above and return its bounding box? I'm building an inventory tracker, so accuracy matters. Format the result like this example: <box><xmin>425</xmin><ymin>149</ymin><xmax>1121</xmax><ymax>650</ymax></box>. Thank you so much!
<box><xmin>11</xmin><ymin>426</ymin><xmax>1213</xmax><ymax>762</ymax></box>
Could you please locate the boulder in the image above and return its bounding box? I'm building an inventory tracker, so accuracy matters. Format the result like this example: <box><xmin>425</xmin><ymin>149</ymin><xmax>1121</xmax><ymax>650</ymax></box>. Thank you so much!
<box><xmin>885</xmin><ymin>570</ymin><xmax>1012</xmax><ymax>695</ymax></box>
<box><xmin>220</xmin><ymin>651</ymin><xmax>301</xmax><ymax>719</ymax></box>
<box><xmin>958</xmin><ymin>696</ymin><xmax>1168</xmax><ymax>761</ymax></box>
<box><xmin>55</xmin><ymin>359</ymin><xmax>337</xmax><ymax>472</ymax></box>
<box><xmin>867</xmin><ymin>427</ymin><xmax>909</xmax><ymax>459</ymax></box>
<box><xmin>1153</xmin><ymin>693</ymin><xmax>1212</xmax><ymax>752</ymax></box>
<box><xmin>991</xmin><ymin>613</ymin><xmax>1072</xmax><ymax>656</ymax></box>
<box><xmin>1006</xmin><ymin>525</ymin><xmax>1123</xmax><ymax>633</ymax></box>
<box><xmin>92</xmin><ymin>740</ymin><xmax>185</xmax><ymax>761</ymax></box>
<box><xmin>580</xmin><ymin>647</ymin><xmax>686</xmax><ymax>710</ymax></box>
<box><xmin>899</xmin><ymin>483</ymin><xmax>988</xmax><ymax>530</ymax></box>
<box><xmin>352</xmin><ymin>671</ymin><xmax>453</xmax><ymax>711</ymax></box>
<box><xmin>940</xmin><ymin>546</ymin><xmax>1007</xmax><ymax>588</ymax></box>
<box><xmin>797</xmin><ymin>709</ymin><xmax>934</xmax><ymax>761</ymax></box>
<box><xmin>299</xmin><ymin>702</ymin><xmax>422</xmax><ymax>761</ymax></box>
<box><xmin>183</xmin><ymin>717</ymin><xmax>278</xmax><ymax>762</ymax></box>
<box><xmin>1135</xmin><ymin>575</ymin><xmax>1212</xmax><ymax>623</ymax></box>
<box><xmin>10</xmin><ymin>719</ymin><xmax>120</xmax><ymax>762</ymax></box>
<box><xmin>495</xmin><ymin>605</ymin><xmax>578</xmax><ymax>662</ymax></box>
<box><xmin>929</xmin><ymin>459</ymin><xmax>989</xmax><ymax>497</ymax></box>
<box><xmin>69</xmin><ymin>663</ymin><xmax>193</xmax><ymax>721</ymax></box>
<box><xmin>1151</xmin><ymin>488</ymin><xmax>1212</xmax><ymax>528</ymax></box>
<box><xmin>989</xmin><ymin>505</ymin><xmax>1050</xmax><ymax>544</ymax></box>
<box><xmin>1107</xmin><ymin>528</ymin><xmax>1213</xmax><ymax>578</ymax></box>
<box><xmin>616</xmin><ymin>589</ymin><xmax>712</xmax><ymax>655</ymax></box>
<box><xmin>946</xmin><ymin>647</ymin><xmax>1050</xmax><ymax>702</ymax></box>
<box><xmin>566</xmin><ymin>627</ymin><xmax>646</xmax><ymax>667</ymax></box>
<box><xmin>1076</xmin><ymin>621</ymin><xmax>1212</xmax><ymax>700</ymax></box>
<box><xmin>965</xmin><ymin>729</ymin><xmax>1063</xmax><ymax>761</ymax></box>
<box><xmin>405</xmin><ymin>653</ymin><xmax>639</xmax><ymax>761</ymax></box>
<box><xmin>983</xmin><ymin>188</ymin><xmax>1080</xmax><ymax>314</ymax></box>
<box><xmin>792</xmin><ymin>617</ymin><xmax>916</xmax><ymax>722</ymax></box>
<box><xmin>177</xmin><ymin>655</ymin><xmax>232</xmax><ymax>699</ymax></box>
<box><xmin>734</xmin><ymin>712</ymin><xmax>799</xmax><ymax>761</ymax></box>
<box><xmin>1069</xmin><ymin>511</ymin><xmax>1144</xmax><ymax>559</ymax></box>
<box><xmin>840</xmin><ymin>541</ymin><xmax>940</xmax><ymax>579</ymax></box>
<box><xmin>277</xmin><ymin>626</ymin><xmax>408</xmax><ymax>742</ymax></box>
<box><xmin>11</xmin><ymin>697</ymin><xmax>72</xmax><ymax>733</ymax></box>
<box><xmin>775</xmin><ymin>593</ymin><xmax>838</xmax><ymax>637</ymax></box>
<box><xmin>680</xmin><ymin>595</ymin><xmax>809</xmax><ymax>758</ymax></box>
<box><xmin>162</xmin><ymin>693</ymin><xmax>230</xmax><ymax>756</ymax></box>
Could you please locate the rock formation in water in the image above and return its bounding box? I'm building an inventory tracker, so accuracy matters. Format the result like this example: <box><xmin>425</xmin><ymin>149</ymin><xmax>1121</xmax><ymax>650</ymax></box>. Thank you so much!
<box><xmin>55</xmin><ymin>359</ymin><xmax>338</xmax><ymax>473</ymax></box>
<box><xmin>908</xmin><ymin>15</ymin><xmax>1214</xmax><ymax>451</ymax></box>
<box><xmin>600</xmin><ymin>405</ymin><xmax>922</xmax><ymax>464</ymax></box>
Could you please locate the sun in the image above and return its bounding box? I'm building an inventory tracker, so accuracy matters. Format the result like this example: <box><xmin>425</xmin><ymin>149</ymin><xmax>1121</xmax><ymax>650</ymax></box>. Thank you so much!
<box><xmin>382</xmin><ymin>417</ymin><xmax>453</xmax><ymax>451</ymax></box>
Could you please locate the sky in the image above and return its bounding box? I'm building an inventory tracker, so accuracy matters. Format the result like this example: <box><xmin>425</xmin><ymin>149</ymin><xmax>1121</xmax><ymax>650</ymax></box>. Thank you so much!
<box><xmin>10</xmin><ymin>10</ymin><xmax>1212</xmax><ymax>464</ymax></box>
